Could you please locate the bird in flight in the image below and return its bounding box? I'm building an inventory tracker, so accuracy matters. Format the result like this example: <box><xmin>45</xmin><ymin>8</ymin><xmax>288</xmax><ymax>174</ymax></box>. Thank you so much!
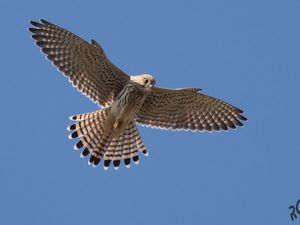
<box><xmin>29</xmin><ymin>19</ymin><xmax>247</xmax><ymax>170</ymax></box>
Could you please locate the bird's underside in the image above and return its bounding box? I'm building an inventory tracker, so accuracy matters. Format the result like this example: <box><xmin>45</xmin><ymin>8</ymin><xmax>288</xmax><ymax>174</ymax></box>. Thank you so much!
<box><xmin>29</xmin><ymin>19</ymin><xmax>247</xmax><ymax>170</ymax></box>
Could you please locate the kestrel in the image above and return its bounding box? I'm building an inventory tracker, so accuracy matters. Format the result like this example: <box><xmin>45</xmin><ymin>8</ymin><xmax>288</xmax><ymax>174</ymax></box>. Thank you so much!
<box><xmin>29</xmin><ymin>19</ymin><xmax>247</xmax><ymax>170</ymax></box>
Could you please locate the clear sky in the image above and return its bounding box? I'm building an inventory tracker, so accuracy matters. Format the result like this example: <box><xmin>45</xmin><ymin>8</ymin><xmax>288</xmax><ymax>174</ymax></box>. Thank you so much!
<box><xmin>1</xmin><ymin>0</ymin><xmax>299</xmax><ymax>224</ymax></box>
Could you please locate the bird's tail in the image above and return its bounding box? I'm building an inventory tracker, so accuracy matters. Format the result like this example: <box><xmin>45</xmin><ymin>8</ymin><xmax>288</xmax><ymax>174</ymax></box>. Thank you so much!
<box><xmin>67</xmin><ymin>107</ymin><xmax>148</xmax><ymax>170</ymax></box>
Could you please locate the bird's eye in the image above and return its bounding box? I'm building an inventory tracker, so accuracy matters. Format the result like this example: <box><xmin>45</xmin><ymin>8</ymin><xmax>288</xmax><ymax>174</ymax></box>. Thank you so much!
<box><xmin>144</xmin><ymin>79</ymin><xmax>149</xmax><ymax>85</ymax></box>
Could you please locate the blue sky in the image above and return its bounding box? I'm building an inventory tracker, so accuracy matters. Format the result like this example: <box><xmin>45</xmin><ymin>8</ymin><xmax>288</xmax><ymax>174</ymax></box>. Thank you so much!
<box><xmin>1</xmin><ymin>0</ymin><xmax>299</xmax><ymax>224</ymax></box>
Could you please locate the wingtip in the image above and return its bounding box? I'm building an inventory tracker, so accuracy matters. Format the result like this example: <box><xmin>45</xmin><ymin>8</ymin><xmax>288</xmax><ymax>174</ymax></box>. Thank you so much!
<box><xmin>40</xmin><ymin>19</ymin><xmax>47</xmax><ymax>23</ymax></box>
<box><xmin>29</xmin><ymin>20</ymin><xmax>36</xmax><ymax>26</ymax></box>
<box><xmin>29</xmin><ymin>20</ymin><xmax>43</xmax><ymax>28</ymax></box>
<box><xmin>238</xmin><ymin>114</ymin><xmax>248</xmax><ymax>121</ymax></box>
<box><xmin>28</xmin><ymin>27</ymin><xmax>38</xmax><ymax>33</ymax></box>
<box><xmin>235</xmin><ymin>106</ymin><xmax>246</xmax><ymax>114</ymax></box>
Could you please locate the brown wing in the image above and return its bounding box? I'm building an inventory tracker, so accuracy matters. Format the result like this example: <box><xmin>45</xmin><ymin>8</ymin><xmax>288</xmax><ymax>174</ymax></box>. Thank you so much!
<box><xmin>136</xmin><ymin>87</ymin><xmax>247</xmax><ymax>131</ymax></box>
<box><xmin>29</xmin><ymin>19</ymin><xmax>129</xmax><ymax>106</ymax></box>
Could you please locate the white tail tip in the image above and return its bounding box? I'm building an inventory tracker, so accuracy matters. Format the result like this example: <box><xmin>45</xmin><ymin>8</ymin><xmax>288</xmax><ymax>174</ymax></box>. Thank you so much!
<box><xmin>104</xmin><ymin>166</ymin><xmax>109</xmax><ymax>171</ymax></box>
<box><xmin>69</xmin><ymin>115</ymin><xmax>76</xmax><ymax>120</ymax></box>
<box><xmin>125</xmin><ymin>164</ymin><xmax>131</xmax><ymax>169</ymax></box>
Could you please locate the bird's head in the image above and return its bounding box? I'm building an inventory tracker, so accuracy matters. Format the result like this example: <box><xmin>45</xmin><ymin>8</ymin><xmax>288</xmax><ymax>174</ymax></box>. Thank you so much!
<box><xmin>130</xmin><ymin>74</ymin><xmax>156</xmax><ymax>90</ymax></box>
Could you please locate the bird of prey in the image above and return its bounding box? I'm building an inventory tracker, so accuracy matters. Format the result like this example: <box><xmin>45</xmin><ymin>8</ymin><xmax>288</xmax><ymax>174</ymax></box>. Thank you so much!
<box><xmin>29</xmin><ymin>19</ymin><xmax>247</xmax><ymax>170</ymax></box>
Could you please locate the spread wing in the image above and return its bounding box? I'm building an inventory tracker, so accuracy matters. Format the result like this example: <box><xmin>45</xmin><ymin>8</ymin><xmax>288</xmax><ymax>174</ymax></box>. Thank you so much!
<box><xmin>29</xmin><ymin>19</ymin><xmax>129</xmax><ymax>106</ymax></box>
<box><xmin>136</xmin><ymin>87</ymin><xmax>247</xmax><ymax>131</ymax></box>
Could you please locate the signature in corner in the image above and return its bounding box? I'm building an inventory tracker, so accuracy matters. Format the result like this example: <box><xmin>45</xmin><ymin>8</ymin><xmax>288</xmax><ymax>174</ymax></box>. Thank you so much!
<box><xmin>289</xmin><ymin>199</ymin><xmax>300</xmax><ymax>221</ymax></box>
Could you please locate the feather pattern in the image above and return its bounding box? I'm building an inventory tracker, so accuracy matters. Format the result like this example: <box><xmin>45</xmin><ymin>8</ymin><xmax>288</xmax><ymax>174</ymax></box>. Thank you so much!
<box><xmin>68</xmin><ymin>108</ymin><xmax>148</xmax><ymax>170</ymax></box>
<box><xmin>29</xmin><ymin>19</ymin><xmax>247</xmax><ymax>171</ymax></box>
<box><xmin>29</xmin><ymin>19</ymin><xmax>129</xmax><ymax>106</ymax></box>
<box><xmin>136</xmin><ymin>87</ymin><xmax>247</xmax><ymax>131</ymax></box>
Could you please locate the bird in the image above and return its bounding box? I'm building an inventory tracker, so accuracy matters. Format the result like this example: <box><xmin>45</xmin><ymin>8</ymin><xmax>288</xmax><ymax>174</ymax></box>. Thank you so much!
<box><xmin>29</xmin><ymin>19</ymin><xmax>247</xmax><ymax>170</ymax></box>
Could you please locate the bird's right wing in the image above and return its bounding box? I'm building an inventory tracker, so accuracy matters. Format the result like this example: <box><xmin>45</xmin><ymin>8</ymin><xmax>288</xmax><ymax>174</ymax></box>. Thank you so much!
<box><xmin>136</xmin><ymin>87</ymin><xmax>247</xmax><ymax>131</ymax></box>
<box><xmin>29</xmin><ymin>19</ymin><xmax>130</xmax><ymax>106</ymax></box>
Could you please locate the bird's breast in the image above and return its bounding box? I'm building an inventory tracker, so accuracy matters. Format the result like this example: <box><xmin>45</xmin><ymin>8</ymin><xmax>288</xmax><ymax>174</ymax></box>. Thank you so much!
<box><xmin>109</xmin><ymin>83</ymin><xmax>146</xmax><ymax>136</ymax></box>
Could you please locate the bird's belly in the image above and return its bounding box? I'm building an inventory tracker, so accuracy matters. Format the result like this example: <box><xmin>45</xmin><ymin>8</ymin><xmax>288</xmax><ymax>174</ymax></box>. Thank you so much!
<box><xmin>111</xmin><ymin>100</ymin><xmax>140</xmax><ymax>127</ymax></box>
<box><xmin>109</xmin><ymin>92</ymin><xmax>146</xmax><ymax>137</ymax></box>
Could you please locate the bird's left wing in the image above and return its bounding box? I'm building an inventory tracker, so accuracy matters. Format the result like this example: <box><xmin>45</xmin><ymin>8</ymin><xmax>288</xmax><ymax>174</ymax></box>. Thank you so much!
<box><xmin>135</xmin><ymin>87</ymin><xmax>247</xmax><ymax>131</ymax></box>
<box><xmin>29</xmin><ymin>19</ymin><xmax>130</xmax><ymax>106</ymax></box>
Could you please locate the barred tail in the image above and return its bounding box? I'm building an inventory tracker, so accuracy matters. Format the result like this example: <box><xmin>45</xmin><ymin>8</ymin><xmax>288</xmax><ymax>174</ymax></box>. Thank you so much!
<box><xmin>67</xmin><ymin>108</ymin><xmax>148</xmax><ymax>170</ymax></box>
